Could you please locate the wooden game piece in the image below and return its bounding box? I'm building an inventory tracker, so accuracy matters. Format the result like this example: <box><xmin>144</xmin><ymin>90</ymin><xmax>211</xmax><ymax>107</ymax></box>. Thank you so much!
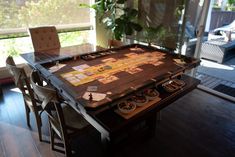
<box><xmin>89</xmin><ymin>93</ymin><xmax>93</xmax><ymax>101</ymax></box>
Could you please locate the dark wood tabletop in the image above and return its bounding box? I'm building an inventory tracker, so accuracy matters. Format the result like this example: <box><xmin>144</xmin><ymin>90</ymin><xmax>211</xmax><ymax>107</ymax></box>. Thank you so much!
<box><xmin>21</xmin><ymin>43</ymin><xmax>105</xmax><ymax>66</ymax></box>
<box><xmin>36</xmin><ymin>44</ymin><xmax>200</xmax><ymax>109</ymax></box>
<box><xmin>22</xmin><ymin>43</ymin><xmax>201</xmax><ymax>146</ymax></box>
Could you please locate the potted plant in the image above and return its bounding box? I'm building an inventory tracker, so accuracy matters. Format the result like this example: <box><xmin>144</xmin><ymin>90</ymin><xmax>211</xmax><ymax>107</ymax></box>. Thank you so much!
<box><xmin>80</xmin><ymin>0</ymin><xmax>142</xmax><ymax>40</ymax></box>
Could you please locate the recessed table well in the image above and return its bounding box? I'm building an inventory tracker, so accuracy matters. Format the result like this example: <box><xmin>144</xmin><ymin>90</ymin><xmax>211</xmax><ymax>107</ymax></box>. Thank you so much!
<box><xmin>21</xmin><ymin>43</ymin><xmax>200</xmax><ymax>148</ymax></box>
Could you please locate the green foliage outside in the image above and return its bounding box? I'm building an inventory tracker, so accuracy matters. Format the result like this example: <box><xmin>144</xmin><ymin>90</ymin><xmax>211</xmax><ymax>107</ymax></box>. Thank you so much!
<box><xmin>213</xmin><ymin>0</ymin><xmax>235</xmax><ymax>11</ymax></box>
<box><xmin>0</xmin><ymin>0</ymin><xmax>91</xmax><ymax>57</ymax></box>
<box><xmin>0</xmin><ymin>0</ymin><xmax>90</xmax><ymax>29</ymax></box>
<box><xmin>81</xmin><ymin>0</ymin><xmax>142</xmax><ymax>40</ymax></box>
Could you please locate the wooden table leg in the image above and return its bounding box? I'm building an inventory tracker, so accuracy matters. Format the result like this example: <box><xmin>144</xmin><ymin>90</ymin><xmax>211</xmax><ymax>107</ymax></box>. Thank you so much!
<box><xmin>157</xmin><ymin>111</ymin><xmax>162</xmax><ymax>121</ymax></box>
<box><xmin>101</xmin><ymin>133</ymin><xmax>113</xmax><ymax>157</ymax></box>
<box><xmin>146</xmin><ymin>112</ymin><xmax>157</xmax><ymax>137</ymax></box>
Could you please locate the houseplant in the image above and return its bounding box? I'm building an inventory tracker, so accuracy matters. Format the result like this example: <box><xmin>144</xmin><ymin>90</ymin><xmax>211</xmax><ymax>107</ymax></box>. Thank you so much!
<box><xmin>81</xmin><ymin>0</ymin><xmax>142</xmax><ymax>40</ymax></box>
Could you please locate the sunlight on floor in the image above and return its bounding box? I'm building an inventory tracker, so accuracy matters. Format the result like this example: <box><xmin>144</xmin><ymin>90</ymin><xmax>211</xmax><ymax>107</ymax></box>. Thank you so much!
<box><xmin>201</xmin><ymin>59</ymin><xmax>234</xmax><ymax>71</ymax></box>
<box><xmin>10</xmin><ymin>87</ymin><xmax>22</xmax><ymax>93</ymax></box>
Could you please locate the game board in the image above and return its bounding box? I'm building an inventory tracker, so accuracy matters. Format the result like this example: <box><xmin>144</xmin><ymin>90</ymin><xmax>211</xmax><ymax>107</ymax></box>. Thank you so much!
<box><xmin>61</xmin><ymin>51</ymin><xmax>166</xmax><ymax>86</ymax></box>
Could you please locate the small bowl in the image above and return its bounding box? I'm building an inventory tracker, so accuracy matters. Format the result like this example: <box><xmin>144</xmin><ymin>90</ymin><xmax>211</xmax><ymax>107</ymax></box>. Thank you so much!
<box><xmin>132</xmin><ymin>94</ymin><xmax>148</xmax><ymax>106</ymax></box>
<box><xmin>118</xmin><ymin>101</ymin><xmax>136</xmax><ymax>114</ymax></box>
<box><xmin>143</xmin><ymin>88</ymin><xmax>159</xmax><ymax>100</ymax></box>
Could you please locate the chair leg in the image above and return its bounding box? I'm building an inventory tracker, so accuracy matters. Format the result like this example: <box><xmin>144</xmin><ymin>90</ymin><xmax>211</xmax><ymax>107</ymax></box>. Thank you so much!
<box><xmin>34</xmin><ymin>112</ymin><xmax>42</xmax><ymax>141</ymax></box>
<box><xmin>25</xmin><ymin>104</ymin><xmax>30</xmax><ymax>127</ymax></box>
<box><xmin>49</xmin><ymin>123</ymin><xmax>55</xmax><ymax>150</ymax></box>
<box><xmin>64</xmin><ymin>141</ymin><xmax>72</xmax><ymax>157</ymax></box>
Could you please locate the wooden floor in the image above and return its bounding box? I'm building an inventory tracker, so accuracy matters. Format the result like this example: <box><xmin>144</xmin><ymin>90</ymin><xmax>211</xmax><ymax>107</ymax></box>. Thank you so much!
<box><xmin>0</xmin><ymin>84</ymin><xmax>235</xmax><ymax>157</ymax></box>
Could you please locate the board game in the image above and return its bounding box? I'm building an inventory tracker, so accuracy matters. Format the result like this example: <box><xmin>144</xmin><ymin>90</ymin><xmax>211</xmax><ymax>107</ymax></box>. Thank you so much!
<box><xmin>60</xmin><ymin>51</ymin><xmax>166</xmax><ymax>86</ymax></box>
<box><xmin>38</xmin><ymin>44</ymin><xmax>199</xmax><ymax>108</ymax></box>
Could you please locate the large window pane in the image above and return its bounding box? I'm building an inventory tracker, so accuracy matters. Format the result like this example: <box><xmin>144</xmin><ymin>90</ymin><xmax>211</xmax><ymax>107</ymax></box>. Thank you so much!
<box><xmin>0</xmin><ymin>30</ymin><xmax>93</xmax><ymax>67</ymax></box>
<box><xmin>0</xmin><ymin>0</ymin><xmax>92</xmax><ymax>35</ymax></box>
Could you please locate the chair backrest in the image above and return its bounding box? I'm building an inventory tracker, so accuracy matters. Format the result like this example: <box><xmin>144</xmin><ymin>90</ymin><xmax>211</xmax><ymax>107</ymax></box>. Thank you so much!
<box><xmin>5</xmin><ymin>56</ymin><xmax>37</xmax><ymax>106</ymax></box>
<box><xmin>108</xmin><ymin>39</ymin><xmax>124</xmax><ymax>48</ymax></box>
<box><xmin>30</xmin><ymin>71</ymin><xmax>67</xmax><ymax>139</ymax></box>
<box><xmin>28</xmin><ymin>26</ymin><xmax>61</xmax><ymax>52</ymax></box>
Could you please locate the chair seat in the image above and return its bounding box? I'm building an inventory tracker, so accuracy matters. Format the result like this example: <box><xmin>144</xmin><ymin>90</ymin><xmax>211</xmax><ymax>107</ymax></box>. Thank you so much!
<box><xmin>51</xmin><ymin>103</ymin><xmax>89</xmax><ymax>134</ymax></box>
<box><xmin>61</xmin><ymin>103</ymin><xmax>89</xmax><ymax>129</ymax></box>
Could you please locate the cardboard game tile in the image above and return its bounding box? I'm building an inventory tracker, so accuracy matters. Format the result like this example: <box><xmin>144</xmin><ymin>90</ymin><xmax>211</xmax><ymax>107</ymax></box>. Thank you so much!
<box><xmin>125</xmin><ymin>67</ymin><xmax>143</xmax><ymax>74</ymax></box>
<box><xmin>75</xmin><ymin>73</ymin><xmax>87</xmax><ymax>79</ymax></box>
<box><xmin>72</xmin><ymin>64</ymin><xmax>90</xmax><ymax>72</ymax></box>
<box><xmin>125</xmin><ymin>53</ymin><xmax>138</xmax><ymax>57</ymax></box>
<box><xmin>98</xmin><ymin>75</ymin><xmax>119</xmax><ymax>84</ymax></box>
<box><xmin>102</xmin><ymin>58</ymin><xmax>116</xmax><ymax>62</ymax></box>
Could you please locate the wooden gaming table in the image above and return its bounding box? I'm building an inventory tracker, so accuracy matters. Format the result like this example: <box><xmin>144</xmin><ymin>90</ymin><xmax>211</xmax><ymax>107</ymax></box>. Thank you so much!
<box><xmin>22</xmin><ymin>43</ymin><xmax>200</xmax><ymax>147</ymax></box>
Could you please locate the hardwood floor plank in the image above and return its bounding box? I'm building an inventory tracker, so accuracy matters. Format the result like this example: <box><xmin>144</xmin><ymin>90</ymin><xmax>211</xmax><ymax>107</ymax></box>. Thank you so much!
<box><xmin>0</xmin><ymin>84</ymin><xmax>235</xmax><ymax>157</ymax></box>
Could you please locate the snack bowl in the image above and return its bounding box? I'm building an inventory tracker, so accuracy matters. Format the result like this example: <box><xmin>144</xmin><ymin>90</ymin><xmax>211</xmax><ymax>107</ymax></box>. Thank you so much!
<box><xmin>143</xmin><ymin>88</ymin><xmax>159</xmax><ymax>100</ymax></box>
<box><xmin>131</xmin><ymin>94</ymin><xmax>148</xmax><ymax>107</ymax></box>
<box><xmin>117</xmin><ymin>101</ymin><xmax>136</xmax><ymax>114</ymax></box>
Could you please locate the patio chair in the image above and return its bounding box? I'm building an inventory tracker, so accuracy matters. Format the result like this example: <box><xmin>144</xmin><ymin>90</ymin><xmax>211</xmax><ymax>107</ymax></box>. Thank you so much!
<box><xmin>28</xmin><ymin>26</ymin><xmax>61</xmax><ymax>52</ymax></box>
<box><xmin>5</xmin><ymin>56</ymin><xmax>44</xmax><ymax>141</ymax></box>
<box><xmin>30</xmin><ymin>70</ymin><xmax>89</xmax><ymax>157</ymax></box>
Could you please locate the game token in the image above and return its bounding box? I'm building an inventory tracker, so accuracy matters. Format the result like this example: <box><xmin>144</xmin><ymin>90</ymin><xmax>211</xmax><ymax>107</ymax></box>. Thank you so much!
<box><xmin>89</xmin><ymin>93</ymin><xmax>93</xmax><ymax>101</ymax></box>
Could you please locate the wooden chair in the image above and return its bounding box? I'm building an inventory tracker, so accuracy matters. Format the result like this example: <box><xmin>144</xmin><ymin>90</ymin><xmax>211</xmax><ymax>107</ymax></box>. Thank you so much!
<box><xmin>28</xmin><ymin>26</ymin><xmax>61</xmax><ymax>52</ymax></box>
<box><xmin>5</xmin><ymin>56</ymin><xmax>44</xmax><ymax>141</ymax></box>
<box><xmin>30</xmin><ymin>71</ymin><xmax>89</xmax><ymax>157</ymax></box>
<box><xmin>108</xmin><ymin>39</ymin><xmax>124</xmax><ymax>48</ymax></box>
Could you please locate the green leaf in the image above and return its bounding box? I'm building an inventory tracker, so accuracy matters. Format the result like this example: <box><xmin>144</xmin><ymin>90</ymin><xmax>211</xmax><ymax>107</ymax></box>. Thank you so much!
<box><xmin>127</xmin><ymin>9</ymin><xmax>138</xmax><ymax>17</ymax></box>
<box><xmin>131</xmin><ymin>23</ymin><xmax>142</xmax><ymax>32</ymax></box>
<box><xmin>114</xmin><ymin>29</ymin><xmax>122</xmax><ymax>40</ymax></box>
<box><xmin>124</xmin><ymin>24</ymin><xmax>133</xmax><ymax>35</ymax></box>
<box><xmin>117</xmin><ymin>0</ymin><xmax>126</xmax><ymax>4</ymax></box>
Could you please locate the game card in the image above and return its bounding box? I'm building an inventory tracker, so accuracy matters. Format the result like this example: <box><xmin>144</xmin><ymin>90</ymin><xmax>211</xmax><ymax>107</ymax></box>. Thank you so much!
<box><xmin>102</xmin><ymin>58</ymin><xmax>116</xmax><ymax>62</ymax></box>
<box><xmin>84</xmin><ymin>71</ymin><xmax>94</xmax><ymax>76</ymax></box>
<box><xmin>62</xmin><ymin>73</ymin><xmax>73</xmax><ymax>78</ymax></box>
<box><xmin>82</xmin><ymin>92</ymin><xmax>106</xmax><ymax>101</ymax></box>
<box><xmin>130</xmin><ymin>46</ymin><xmax>145</xmax><ymax>52</ymax></box>
<box><xmin>75</xmin><ymin>73</ymin><xmax>87</xmax><ymax>79</ymax></box>
<box><xmin>65</xmin><ymin>76</ymin><xmax>77</xmax><ymax>81</ymax></box>
<box><xmin>87</xmin><ymin>86</ymin><xmax>98</xmax><ymax>92</ymax></box>
<box><xmin>49</xmin><ymin>64</ymin><xmax>66</xmax><ymax>73</ymax></box>
<box><xmin>98</xmin><ymin>75</ymin><xmax>119</xmax><ymax>84</ymax></box>
<box><xmin>148</xmin><ymin>61</ymin><xmax>163</xmax><ymax>66</ymax></box>
<box><xmin>173</xmin><ymin>59</ymin><xmax>186</xmax><ymax>65</ymax></box>
<box><xmin>125</xmin><ymin>53</ymin><xmax>138</xmax><ymax>57</ymax></box>
<box><xmin>72</xmin><ymin>64</ymin><xmax>90</xmax><ymax>72</ymax></box>
<box><xmin>125</xmin><ymin>67</ymin><xmax>143</xmax><ymax>74</ymax></box>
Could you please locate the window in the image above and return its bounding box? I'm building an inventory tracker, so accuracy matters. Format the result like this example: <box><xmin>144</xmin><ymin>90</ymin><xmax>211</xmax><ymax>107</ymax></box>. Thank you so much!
<box><xmin>0</xmin><ymin>0</ymin><xmax>93</xmax><ymax>36</ymax></box>
<box><xmin>137</xmin><ymin>0</ymin><xmax>184</xmax><ymax>50</ymax></box>
<box><xmin>0</xmin><ymin>0</ymin><xmax>95</xmax><ymax>69</ymax></box>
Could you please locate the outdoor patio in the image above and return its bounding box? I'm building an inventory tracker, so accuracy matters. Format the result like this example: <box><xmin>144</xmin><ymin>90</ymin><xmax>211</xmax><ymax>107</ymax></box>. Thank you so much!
<box><xmin>196</xmin><ymin>57</ymin><xmax>235</xmax><ymax>97</ymax></box>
